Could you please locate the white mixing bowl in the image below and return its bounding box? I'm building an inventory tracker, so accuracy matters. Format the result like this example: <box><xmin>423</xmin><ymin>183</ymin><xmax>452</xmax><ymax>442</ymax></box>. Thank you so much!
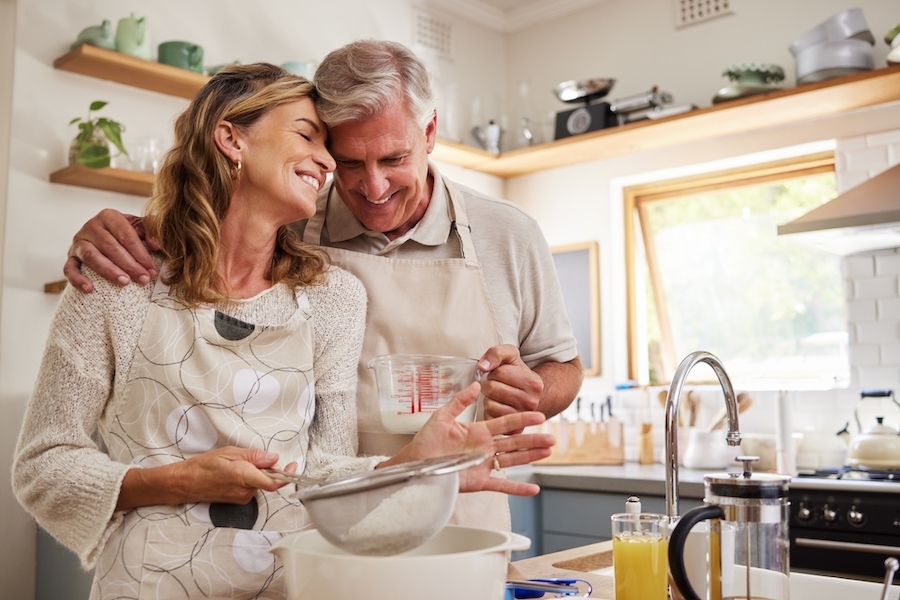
<box><xmin>270</xmin><ymin>525</ymin><xmax>531</xmax><ymax>600</ymax></box>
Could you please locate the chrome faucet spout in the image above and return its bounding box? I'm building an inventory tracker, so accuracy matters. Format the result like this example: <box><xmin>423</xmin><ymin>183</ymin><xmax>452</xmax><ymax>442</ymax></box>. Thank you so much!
<box><xmin>664</xmin><ymin>351</ymin><xmax>742</xmax><ymax>518</ymax></box>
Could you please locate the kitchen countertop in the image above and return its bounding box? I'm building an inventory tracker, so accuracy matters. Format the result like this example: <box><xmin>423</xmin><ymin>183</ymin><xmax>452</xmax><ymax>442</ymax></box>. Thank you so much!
<box><xmin>507</xmin><ymin>463</ymin><xmax>900</xmax><ymax>496</ymax></box>
<box><xmin>509</xmin><ymin>539</ymin><xmax>615</xmax><ymax>598</ymax></box>
<box><xmin>507</xmin><ymin>463</ymin><xmax>710</xmax><ymax>499</ymax></box>
<box><xmin>506</xmin><ymin>465</ymin><xmax>900</xmax><ymax>599</ymax></box>
<box><xmin>508</xmin><ymin>539</ymin><xmax>900</xmax><ymax>599</ymax></box>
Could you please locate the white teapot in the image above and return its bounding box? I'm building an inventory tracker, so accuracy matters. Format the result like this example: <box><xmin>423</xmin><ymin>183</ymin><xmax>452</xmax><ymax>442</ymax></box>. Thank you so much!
<box><xmin>843</xmin><ymin>416</ymin><xmax>900</xmax><ymax>469</ymax></box>
<box><xmin>838</xmin><ymin>389</ymin><xmax>900</xmax><ymax>470</ymax></box>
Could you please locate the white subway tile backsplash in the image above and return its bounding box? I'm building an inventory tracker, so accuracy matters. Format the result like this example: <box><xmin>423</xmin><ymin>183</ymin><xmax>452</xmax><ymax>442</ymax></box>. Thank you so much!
<box><xmin>855</xmin><ymin>276</ymin><xmax>899</xmax><ymax>299</ymax></box>
<box><xmin>844</xmin><ymin>254</ymin><xmax>875</xmax><ymax>278</ymax></box>
<box><xmin>848</xmin><ymin>344</ymin><xmax>881</xmax><ymax>365</ymax></box>
<box><xmin>837</xmin><ymin>137</ymin><xmax>867</xmax><ymax>151</ymax></box>
<box><xmin>889</xmin><ymin>144</ymin><xmax>900</xmax><ymax>165</ymax></box>
<box><xmin>844</xmin><ymin>145</ymin><xmax>889</xmax><ymax>172</ymax></box>
<box><xmin>856</xmin><ymin>365</ymin><xmax>900</xmax><ymax>388</ymax></box>
<box><xmin>846</xmin><ymin>299</ymin><xmax>877</xmax><ymax>321</ymax></box>
<box><xmin>881</xmin><ymin>343</ymin><xmax>900</xmax><ymax>364</ymax></box>
<box><xmin>875</xmin><ymin>252</ymin><xmax>900</xmax><ymax>276</ymax></box>
<box><xmin>857</xmin><ymin>321</ymin><xmax>900</xmax><ymax>343</ymax></box>
<box><xmin>880</xmin><ymin>298</ymin><xmax>900</xmax><ymax>320</ymax></box>
<box><xmin>836</xmin><ymin>170</ymin><xmax>868</xmax><ymax>194</ymax></box>
<box><xmin>867</xmin><ymin>129</ymin><xmax>900</xmax><ymax>145</ymax></box>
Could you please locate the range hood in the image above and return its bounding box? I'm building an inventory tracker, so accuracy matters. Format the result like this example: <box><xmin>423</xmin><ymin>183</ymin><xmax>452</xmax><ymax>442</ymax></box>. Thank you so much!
<box><xmin>777</xmin><ymin>163</ymin><xmax>900</xmax><ymax>255</ymax></box>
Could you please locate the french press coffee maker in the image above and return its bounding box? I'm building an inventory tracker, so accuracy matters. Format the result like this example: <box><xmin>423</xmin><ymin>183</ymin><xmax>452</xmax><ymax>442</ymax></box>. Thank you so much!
<box><xmin>669</xmin><ymin>456</ymin><xmax>791</xmax><ymax>600</ymax></box>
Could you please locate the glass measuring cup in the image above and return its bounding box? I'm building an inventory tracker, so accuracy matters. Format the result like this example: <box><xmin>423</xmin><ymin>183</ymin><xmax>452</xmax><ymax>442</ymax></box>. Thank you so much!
<box><xmin>367</xmin><ymin>354</ymin><xmax>482</xmax><ymax>434</ymax></box>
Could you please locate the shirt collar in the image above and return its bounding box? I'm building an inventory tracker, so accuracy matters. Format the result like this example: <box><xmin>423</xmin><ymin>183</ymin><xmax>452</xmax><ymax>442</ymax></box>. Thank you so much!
<box><xmin>322</xmin><ymin>162</ymin><xmax>453</xmax><ymax>248</ymax></box>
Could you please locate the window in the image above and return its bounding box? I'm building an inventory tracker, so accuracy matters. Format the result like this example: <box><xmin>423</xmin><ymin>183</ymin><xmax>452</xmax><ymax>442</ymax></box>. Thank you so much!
<box><xmin>625</xmin><ymin>152</ymin><xmax>849</xmax><ymax>389</ymax></box>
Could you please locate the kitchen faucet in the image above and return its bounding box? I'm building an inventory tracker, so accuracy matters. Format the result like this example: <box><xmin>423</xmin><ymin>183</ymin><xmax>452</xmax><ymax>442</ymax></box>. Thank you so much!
<box><xmin>664</xmin><ymin>351</ymin><xmax>742</xmax><ymax>518</ymax></box>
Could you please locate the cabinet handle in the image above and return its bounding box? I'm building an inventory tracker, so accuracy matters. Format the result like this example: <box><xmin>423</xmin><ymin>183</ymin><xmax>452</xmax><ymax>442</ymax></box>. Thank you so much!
<box><xmin>795</xmin><ymin>537</ymin><xmax>900</xmax><ymax>555</ymax></box>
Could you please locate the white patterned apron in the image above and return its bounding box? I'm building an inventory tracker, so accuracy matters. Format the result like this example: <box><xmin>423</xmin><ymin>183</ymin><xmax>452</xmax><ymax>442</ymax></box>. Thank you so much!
<box><xmin>303</xmin><ymin>179</ymin><xmax>511</xmax><ymax>531</ymax></box>
<box><xmin>92</xmin><ymin>280</ymin><xmax>315</xmax><ymax>600</ymax></box>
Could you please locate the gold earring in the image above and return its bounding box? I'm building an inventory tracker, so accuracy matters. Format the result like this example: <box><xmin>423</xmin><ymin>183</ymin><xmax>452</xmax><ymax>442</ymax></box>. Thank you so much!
<box><xmin>232</xmin><ymin>160</ymin><xmax>242</xmax><ymax>179</ymax></box>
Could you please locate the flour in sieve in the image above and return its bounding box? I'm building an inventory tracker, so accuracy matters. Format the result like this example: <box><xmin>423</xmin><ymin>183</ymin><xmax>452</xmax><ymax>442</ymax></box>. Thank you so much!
<box><xmin>341</xmin><ymin>483</ymin><xmax>446</xmax><ymax>555</ymax></box>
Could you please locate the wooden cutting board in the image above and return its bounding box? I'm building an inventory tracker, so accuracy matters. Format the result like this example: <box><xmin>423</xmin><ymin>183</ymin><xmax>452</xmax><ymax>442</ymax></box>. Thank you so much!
<box><xmin>509</xmin><ymin>540</ymin><xmax>615</xmax><ymax>598</ymax></box>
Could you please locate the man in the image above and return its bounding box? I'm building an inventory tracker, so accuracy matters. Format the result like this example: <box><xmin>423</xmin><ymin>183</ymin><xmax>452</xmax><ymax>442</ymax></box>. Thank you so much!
<box><xmin>65</xmin><ymin>39</ymin><xmax>583</xmax><ymax>530</ymax></box>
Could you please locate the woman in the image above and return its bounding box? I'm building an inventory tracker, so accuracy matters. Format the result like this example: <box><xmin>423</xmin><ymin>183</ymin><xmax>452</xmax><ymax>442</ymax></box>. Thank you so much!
<box><xmin>13</xmin><ymin>63</ymin><xmax>551</xmax><ymax>600</ymax></box>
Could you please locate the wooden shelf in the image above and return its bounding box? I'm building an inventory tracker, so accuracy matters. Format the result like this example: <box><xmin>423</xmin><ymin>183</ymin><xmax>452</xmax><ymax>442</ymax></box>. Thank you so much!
<box><xmin>442</xmin><ymin>65</ymin><xmax>900</xmax><ymax>178</ymax></box>
<box><xmin>54</xmin><ymin>44</ymin><xmax>208</xmax><ymax>99</ymax></box>
<box><xmin>50</xmin><ymin>49</ymin><xmax>900</xmax><ymax>181</ymax></box>
<box><xmin>44</xmin><ymin>280</ymin><xmax>67</xmax><ymax>294</ymax></box>
<box><xmin>49</xmin><ymin>163</ymin><xmax>154</xmax><ymax>196</ymax></box>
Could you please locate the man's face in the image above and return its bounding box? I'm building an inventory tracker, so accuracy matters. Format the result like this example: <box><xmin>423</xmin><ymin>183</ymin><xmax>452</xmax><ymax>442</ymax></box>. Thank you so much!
<box><xmin>328</xmin><ymin>103</ymin><xmax>437</xmax><ymax>240</ymax></box>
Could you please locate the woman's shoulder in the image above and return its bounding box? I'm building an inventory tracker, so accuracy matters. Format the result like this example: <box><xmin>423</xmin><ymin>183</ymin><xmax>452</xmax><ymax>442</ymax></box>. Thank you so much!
<box><xmin>305</xmin><ymin>265</ymin><xmax>366</xmax><ymax>310</ymax></box>
<box><xmin>318</xmin><ymin>265</ymin><xmax>366</xmax><ymax>298</ymax></box>
<box><xmin>80</xmin><ymin>254</ymin><xmax>161</xmax><ymax>301</ymax></box>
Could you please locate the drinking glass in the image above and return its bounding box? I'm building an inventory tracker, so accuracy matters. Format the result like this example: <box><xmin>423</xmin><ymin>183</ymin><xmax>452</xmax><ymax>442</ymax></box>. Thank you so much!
<box><xmin>612</xmin><ymin>512</ymin><xmax>670</xmax><ymax>600</ymax></box>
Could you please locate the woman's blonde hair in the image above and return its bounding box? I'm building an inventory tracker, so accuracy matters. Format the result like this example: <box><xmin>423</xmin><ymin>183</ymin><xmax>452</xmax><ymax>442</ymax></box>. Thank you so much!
<box><xmin>144</xmin><ymin>63</ymin><xmax>328</xmax><ymax>306</ymax></box>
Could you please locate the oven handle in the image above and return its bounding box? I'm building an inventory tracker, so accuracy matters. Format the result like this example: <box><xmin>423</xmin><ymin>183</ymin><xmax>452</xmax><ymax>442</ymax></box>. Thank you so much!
<box><xmin>795</xmin><ymin>537</ymin><xmax>900</xmax><ymax>555</ymax></box>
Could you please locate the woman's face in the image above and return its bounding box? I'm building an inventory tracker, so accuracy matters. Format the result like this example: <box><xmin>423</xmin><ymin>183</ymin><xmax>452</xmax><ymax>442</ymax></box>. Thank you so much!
<box><xmin>233</xmin><ymin>97</ymin><xmax>335</xmax><ymax>226</ymax></box>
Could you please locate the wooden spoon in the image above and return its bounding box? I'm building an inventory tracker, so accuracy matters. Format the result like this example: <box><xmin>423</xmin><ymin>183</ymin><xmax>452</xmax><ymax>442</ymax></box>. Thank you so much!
<box><xmin>659</xmin><ymin>389</ymin><xmax>698</xmax><ymax>427</ymax></box>
<box><xmin>707</xmin><ymin>392</ymin><xmax>753</xmax><ymax>432</ymax></box>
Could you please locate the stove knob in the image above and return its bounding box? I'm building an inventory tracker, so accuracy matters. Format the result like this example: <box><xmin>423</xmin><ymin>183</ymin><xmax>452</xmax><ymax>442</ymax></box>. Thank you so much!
<box><xmin>822</xmin><ymin>505</ymin><xmax>838</xmax><ymax>523</ymax></box>
<box><xmin>797</xmin><ymin>504</ymin><xmax>811</xmax><ymax>521</ymax></box>
<box><xmin>848</xmin><ymin>506</ymin><xmax>865</xmax><ymax>525</ymax></box>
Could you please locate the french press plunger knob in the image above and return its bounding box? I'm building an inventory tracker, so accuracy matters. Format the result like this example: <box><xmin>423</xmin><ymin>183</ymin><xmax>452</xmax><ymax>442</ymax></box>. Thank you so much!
<box><xmin>736</xmin><ymin>455</ymin><xmax>759</xmax><ymax>477</ymax></box>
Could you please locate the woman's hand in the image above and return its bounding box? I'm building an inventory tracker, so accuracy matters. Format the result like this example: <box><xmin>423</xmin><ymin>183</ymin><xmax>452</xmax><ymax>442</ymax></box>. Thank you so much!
<box><xmin>115</xmin><ymin>446</ymin><xmax>298</xmax><ymax>512</ymax></box>
<box><xmin>380</xmin><ymin>382</ymin><xmax>555</xmax><ymax>496</ymax></box>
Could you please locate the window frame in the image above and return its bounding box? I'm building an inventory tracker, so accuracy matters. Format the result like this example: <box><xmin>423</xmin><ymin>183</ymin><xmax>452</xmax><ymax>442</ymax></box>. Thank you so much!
<box><xmin>623</xmin><ymin>151</ymin><xmax>836</xmax><ymax>384</ymax></box>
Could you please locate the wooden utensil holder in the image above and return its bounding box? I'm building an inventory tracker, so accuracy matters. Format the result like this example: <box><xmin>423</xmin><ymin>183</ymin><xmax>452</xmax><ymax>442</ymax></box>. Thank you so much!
<box><xmin>536</xmin><ymin>419</ymin><xmax>625</xmax><ymax>465</ymax></box>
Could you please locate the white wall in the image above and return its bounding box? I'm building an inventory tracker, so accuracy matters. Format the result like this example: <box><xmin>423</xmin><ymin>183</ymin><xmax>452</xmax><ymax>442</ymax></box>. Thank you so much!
<box><xmin>500</xmin><ymin>0</ymin><xmax>899</xmax><ymax>149</ymax></box>
<box><xmin>0</xmin><ymin>0</ymin><xmax>21</xmax><ymax>595</ymax></box>
<box><xmin>838</xmin><ymin>129</ymin><xmax>900</xmax><ymax>389</ymax></box>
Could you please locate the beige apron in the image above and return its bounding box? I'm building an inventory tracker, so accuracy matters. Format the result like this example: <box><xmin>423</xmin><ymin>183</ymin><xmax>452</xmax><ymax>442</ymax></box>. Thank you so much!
<box><xmin>303</xmin><ymin>179</ymin><xmax>511</xmax><ymax>531</ymax></box>
<box><xmin>93</xmin><ymin>280</ymin><xmax>315</xmax><ymax>600</ymax></box>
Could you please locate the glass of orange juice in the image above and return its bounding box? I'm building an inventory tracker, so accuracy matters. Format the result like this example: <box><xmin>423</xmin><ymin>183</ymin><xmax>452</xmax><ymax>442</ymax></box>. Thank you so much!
<box><xmin>611</xmin><ymin>512</ymin><xmax>670</xmax><ymax>600</ymax></box>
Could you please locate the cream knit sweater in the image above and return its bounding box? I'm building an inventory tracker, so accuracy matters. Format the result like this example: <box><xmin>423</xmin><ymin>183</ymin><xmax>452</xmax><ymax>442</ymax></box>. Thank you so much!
<box><xmin>12</xmin><ymin>263</ymin><xmax>384</xmax><ymax>568</ymax></box>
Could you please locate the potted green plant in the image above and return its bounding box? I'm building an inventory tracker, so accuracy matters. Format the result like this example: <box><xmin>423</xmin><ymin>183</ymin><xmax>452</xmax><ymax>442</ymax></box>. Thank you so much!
<box><xmin>68</xmin><ymin>100</ymin><xmax>128</xmax><ymax>168</ymax></box>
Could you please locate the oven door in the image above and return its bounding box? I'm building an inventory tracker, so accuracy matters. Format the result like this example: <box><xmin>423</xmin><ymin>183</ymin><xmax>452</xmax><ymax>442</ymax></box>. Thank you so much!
<box><xmin>791</xmin><ymin>528</ymin><xmax>900</xmax><ymax>582</ymax></box>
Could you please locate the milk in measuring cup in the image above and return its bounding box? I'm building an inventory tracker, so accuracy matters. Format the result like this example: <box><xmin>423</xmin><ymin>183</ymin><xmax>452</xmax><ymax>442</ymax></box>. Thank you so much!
<box><xmin>369</xmin><ymin>355</ymin><xmax>480</xmax><ymax>434</ymax></box>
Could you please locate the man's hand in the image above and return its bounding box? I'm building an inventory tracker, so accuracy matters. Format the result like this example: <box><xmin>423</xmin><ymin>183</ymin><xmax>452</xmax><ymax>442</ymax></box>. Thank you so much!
<box><xmin>477</xmin><ymin>344</ymin><xmax>544</xmax><ymax>420</ymax></box>
<box><xmin>64</xmin><ymin>209</ymin><xmax>158</xmax><ymax>292</ymax></box>
<box><xmin>380</xmin><ymin>382</ymin><xmax>554</xmax><ymax>496</ymax></box>
<box><xmin>478</xmin><ymin>345</ymin><xmax>583</xmax><ymax>422</ymax></box>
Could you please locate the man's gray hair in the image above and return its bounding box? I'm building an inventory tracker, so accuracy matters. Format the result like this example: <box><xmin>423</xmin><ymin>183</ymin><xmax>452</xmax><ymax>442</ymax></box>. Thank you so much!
<box><xmin>314</xmin><ymin>39</ymin><xmax>436</xmax><ymax>129</ymax></box>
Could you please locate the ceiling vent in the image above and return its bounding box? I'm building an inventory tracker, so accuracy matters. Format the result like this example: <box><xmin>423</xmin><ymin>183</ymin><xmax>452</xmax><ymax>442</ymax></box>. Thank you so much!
<box><xmin>674</xmin><ymin>0</ymin><xmax>734</xmax><ymax>28</ymax></box>
<box><xmin>414</xmin><ymin>11</ymin><xmax>453</xmax><ymax>60</ymax></box>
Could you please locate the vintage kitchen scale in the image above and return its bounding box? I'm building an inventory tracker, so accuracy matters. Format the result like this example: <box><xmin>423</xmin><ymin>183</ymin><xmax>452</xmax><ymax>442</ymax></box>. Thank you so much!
<box><xmin>552</xmin><ymin>78</ymin><xmax>618</xmax><ymax>139</ymax></box>
<box><xmin>553</xmin><ymin>78</ymin><xmax>683</xmax><ymax>140</ymax></box>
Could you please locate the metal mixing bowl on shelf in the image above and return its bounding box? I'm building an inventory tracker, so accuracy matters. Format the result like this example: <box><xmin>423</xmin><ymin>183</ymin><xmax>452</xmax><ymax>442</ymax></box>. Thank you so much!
<box><xmin>554</xmin><ymin>78</ymin><xmax>615</xmax><ymax>104</ymax></box>
<box><xmin>287</xmin><ymin>452</ymin><xmax>487</xmax><ymax>556</ymax></box>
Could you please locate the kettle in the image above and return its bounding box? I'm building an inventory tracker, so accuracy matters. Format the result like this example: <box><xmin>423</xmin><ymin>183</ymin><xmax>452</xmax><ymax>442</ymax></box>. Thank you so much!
<box><xmin>669</xmin><ymin>456</ymin><xmax>791</xmax><ymax>600</ymax></box>
<box><xmin>837</xmin><ymin>389</ymin><xmax>900</xmax><ymax>469</ymax></box>
<box><xmin>71</xmin><ymin>20</ymin><xmax>115</xmax><ymax>51</ymax></box>
<box><xmin>115</xmin><ymin>13</ymin><xmax>152</xmax><ymax>61</ymax></box>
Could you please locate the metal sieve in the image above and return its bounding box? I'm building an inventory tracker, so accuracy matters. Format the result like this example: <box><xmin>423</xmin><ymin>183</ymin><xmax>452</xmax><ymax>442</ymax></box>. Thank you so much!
<box><xmin>288</xmin><ymin>452</ymin><xmax>487</xmax><ymax>556</ymax></box>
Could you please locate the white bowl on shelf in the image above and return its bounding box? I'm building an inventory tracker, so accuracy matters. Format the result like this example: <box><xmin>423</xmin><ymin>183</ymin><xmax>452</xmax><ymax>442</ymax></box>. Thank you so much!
<box><xmin>794</xmin><ymin>39</ymin><xmax>874</xmax><ymax>84</ymax></box>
